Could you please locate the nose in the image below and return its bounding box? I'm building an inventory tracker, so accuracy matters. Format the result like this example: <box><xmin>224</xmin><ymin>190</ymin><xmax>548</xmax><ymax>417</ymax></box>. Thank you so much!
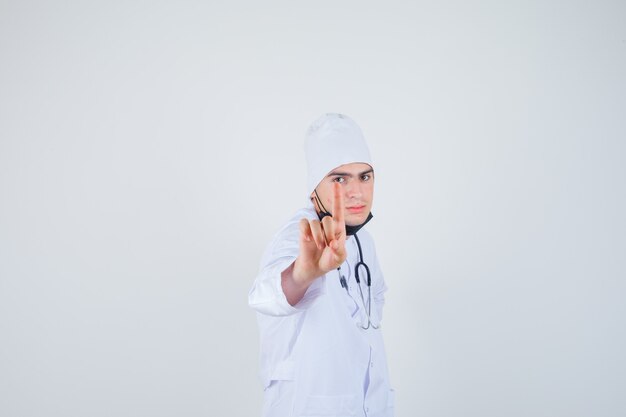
<box><xmin>345</xmin><ymin>179</ymin><xmax>362</xmax><ymax>200</ymax></box>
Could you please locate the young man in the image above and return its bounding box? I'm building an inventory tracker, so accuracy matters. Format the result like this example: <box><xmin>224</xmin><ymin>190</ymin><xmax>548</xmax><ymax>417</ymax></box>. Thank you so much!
<box><xmin>249</xmin><ymin>113</ymin><xmax>394</xmax><ymax>417</ymax></box>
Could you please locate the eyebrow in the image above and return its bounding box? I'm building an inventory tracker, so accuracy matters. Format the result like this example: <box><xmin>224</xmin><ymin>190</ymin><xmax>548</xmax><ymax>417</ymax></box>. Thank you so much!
<box><xmin>326</xmin><ymin>168</ymin><xmax>374</xmax><ymax>178</ymax></box>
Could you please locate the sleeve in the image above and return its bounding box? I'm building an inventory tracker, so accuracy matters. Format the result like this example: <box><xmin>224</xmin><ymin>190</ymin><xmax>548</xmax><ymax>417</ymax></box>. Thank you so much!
<box><xmin>248</xmin><ymin>216</ymin><xmax>326</xmax><ymax>317</ymax></box>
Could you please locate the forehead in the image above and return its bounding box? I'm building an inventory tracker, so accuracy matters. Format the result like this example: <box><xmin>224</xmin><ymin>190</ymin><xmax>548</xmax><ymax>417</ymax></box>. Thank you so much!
<box><xmin>327</xmin><ymin>162</ymin><xmax>373</xmax><ymax>176</ymax></box>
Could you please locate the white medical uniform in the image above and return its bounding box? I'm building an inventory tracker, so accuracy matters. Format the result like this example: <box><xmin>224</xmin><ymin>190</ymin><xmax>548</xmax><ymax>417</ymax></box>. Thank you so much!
<box><xmin>249</xmin><ymin>205</ymin><xmax>395</xmax><ymax>417</ymax></box>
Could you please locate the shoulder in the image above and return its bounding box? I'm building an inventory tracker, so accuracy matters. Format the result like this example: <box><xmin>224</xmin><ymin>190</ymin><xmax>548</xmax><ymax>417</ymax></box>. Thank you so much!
<box><xmin>352</xmin><ymin>228</ymin><xmax>381</xmax><ymax>262</ymax></box>
<box><xmin>261</xmin><ymin>206</ymin><xmax>317</xmax><ymax>261</ymax></box>
<box><xmin>273</xmin><ymin>206</ymin><xmax>318</xmax><ymax>239</ymax></box>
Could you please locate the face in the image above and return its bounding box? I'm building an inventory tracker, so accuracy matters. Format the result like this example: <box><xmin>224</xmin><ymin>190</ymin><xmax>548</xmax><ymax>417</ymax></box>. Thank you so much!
<box><xmin>311</xmin><ymin>162</ymin><xmax>374</xmax><ymax>226</ymax></box>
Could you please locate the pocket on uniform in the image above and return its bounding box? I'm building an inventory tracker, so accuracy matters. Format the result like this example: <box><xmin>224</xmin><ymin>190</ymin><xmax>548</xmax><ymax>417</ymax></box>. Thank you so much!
<box><xmin>299</xmin><ymin>394</ymin><xmax>358</xmax><ymax>416</ymax></box>
<box><xmin>263</xmin><ymin>360</ymin><xmax>296</xmax><ymax>410</ymax></box>
<box><xmin>264</xmin><ymin>380</ymin><xmax>295</xmax><ymax>413</ymax></box>
<box><xmin>270</xmin><ymin>359</ymin><xmax>295</xmax><ymax>382</ymax></box>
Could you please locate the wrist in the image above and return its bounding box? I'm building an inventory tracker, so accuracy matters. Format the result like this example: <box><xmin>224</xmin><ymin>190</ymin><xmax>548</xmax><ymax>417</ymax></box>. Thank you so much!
<box><xmin>292</xmin><ymin>258</ymin><xmax>321</xmax><ymax>287</ymax></box>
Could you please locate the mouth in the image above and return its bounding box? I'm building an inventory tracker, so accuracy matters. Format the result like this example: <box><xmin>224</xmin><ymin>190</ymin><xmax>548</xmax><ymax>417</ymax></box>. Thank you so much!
<box><xmin>346</xmin><ymin>205</ymin><xmax>366</xmax><ymax>214</ymax></box>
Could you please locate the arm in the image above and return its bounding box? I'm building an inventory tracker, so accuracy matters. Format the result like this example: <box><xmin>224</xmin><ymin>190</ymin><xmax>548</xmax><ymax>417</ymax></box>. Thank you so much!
<box><xmin>249</xmin><ymin>183</ymin><xmax>347</xmax><ymax>314</ymax></box>
<box><xmin>248</xmin><ymin>218</ymin><xmax>340</xmax><ymax>316</ymax></box>
<box><xmin>280</xmin><ymin>261</ymin><xmax>309</xmax><ymax>306</ymax></box>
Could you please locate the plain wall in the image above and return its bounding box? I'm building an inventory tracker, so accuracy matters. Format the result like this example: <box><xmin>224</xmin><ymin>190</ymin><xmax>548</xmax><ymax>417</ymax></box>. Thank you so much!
<box><xmin>1</xmin><ymin>1</ymin><xmax>625</xmax><ymax>416</ymax></box>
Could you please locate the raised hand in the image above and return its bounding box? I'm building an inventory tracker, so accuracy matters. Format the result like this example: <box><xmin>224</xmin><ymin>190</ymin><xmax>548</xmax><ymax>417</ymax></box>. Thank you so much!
<box><xmin>282</xmin><ymin>182</ymin><xmax>347</xmax><ymax>303</ymax></box>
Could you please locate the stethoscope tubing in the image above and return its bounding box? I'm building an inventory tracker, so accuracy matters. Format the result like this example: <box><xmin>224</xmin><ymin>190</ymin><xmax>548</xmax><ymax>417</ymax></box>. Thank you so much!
<box><xmin>338</xmin><ymin>233</ymin><xmax>379</xmax><ymax>330</ymax></box>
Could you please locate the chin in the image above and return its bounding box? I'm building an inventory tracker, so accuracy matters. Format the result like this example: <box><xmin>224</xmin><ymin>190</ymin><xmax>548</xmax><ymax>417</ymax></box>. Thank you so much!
<box><xmin>346</xmin><ymin>215</ymin><xmax>368</xmax><ymax>226</ymax></box>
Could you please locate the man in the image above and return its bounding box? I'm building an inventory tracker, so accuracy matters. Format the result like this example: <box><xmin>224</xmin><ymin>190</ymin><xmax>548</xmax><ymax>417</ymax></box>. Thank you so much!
<box><xmin>249</xmin><ymin>113</ymin><xmax>394</xmax><ymax>417</ymax></box>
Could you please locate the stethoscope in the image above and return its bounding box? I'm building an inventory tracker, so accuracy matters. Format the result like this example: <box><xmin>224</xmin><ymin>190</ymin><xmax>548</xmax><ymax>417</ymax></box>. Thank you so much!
<box><xmin>337</xmin><ymin>233</ymin><xmax>379</xmax><ymax>330</ymax></box>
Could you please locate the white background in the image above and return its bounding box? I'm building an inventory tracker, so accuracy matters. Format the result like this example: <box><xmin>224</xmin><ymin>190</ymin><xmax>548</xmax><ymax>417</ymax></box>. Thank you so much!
<box><xmin>1</xmin><ymin>1</ymin><xmax>625</xmax><ymax>416</ymax></box>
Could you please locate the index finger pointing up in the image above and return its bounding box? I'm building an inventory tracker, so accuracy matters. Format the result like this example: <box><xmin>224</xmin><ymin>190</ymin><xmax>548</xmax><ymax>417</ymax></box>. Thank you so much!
<box><xmin>332</xmin><ymin>181</ymin><xmax>344</xmax><ymax>225</ymax></box>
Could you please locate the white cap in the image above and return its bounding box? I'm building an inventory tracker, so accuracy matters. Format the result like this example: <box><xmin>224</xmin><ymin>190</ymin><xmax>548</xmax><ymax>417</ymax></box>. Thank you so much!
<box><xmin>304</xmin><ymin>113</ymin><xmax>373</xmax><ymax>196</ymax></box>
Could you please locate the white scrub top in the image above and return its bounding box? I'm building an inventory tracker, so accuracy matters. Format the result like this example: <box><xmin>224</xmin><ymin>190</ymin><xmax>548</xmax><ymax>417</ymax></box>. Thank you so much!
<box><xmin>249</xmin><ymin>206</ymin><xmax>395</xmax><ymax>417</ymax></box>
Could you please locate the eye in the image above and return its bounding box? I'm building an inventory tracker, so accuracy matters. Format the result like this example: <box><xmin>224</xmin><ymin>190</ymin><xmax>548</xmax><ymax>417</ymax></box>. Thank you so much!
<box><xmin>361</xmin><ymin>174</ymin><xmax>371</xmax><ymax>181</ymax></box>
<box><xmin>333</xmin><ymin>177</ymin><xmax>345</xmax><ymax>183</ymax></box>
